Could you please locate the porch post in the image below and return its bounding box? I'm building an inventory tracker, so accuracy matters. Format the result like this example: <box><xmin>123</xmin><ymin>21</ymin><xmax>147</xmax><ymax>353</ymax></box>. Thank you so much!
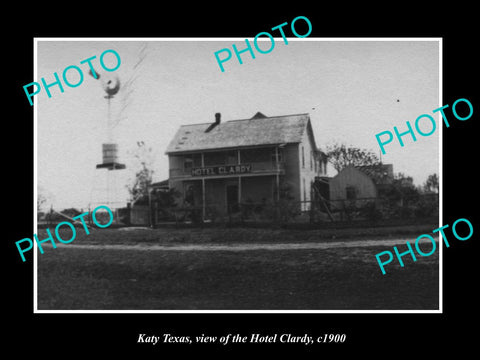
<box><xmin>202</xmin><ymin>178</ymin><xmax>206</xmax><ymax>220</ymax></box>
<box><xmin>148</xmin><ymin>186</ymin><xmax>152</xmax><ymax>227</ymax></box>
<box><xmin>201</xmin><ymin>152</ymin><xmax>206</xmax><ymax>220</ymax></box>
<box><xmin>238</xmin><ymin>150</ymin><xmax>242</xmax><ymax>212</ymax></box>
<box><xmin>238</xmin><ymin>176</ymin><xmax>242</xmax><ymax>206</ymax></box>
<box><xmin>275</xmin><ymin>146</ymin><xmax>280</xmax><ymax>201</ymax></box>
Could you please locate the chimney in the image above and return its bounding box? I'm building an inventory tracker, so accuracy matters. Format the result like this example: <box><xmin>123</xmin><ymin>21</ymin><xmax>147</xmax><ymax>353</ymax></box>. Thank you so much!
<box><xmin>205</xmin><ymin>113</ymin><xmax>221</xmax><ymax>133</ymax></box>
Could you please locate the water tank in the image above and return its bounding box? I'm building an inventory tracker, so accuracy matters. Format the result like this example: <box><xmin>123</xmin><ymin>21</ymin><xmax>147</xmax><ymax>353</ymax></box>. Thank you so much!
<box><xmin>102</xmin><ymin>143</ymin><xmax>119</xmax><ymax>163</ymax></box>
<box><xmin>96</xmin><ymin>143</ymin><xmax>126</xmax><ymax>170</ymax></box>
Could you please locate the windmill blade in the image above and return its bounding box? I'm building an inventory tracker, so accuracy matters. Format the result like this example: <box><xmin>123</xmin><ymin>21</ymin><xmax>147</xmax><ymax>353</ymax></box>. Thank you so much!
<box><xmin>134</xmin><ymin>43</ymin><xmax>148</xmax><ymax>69</ymax></box>
<box><xmin>120</xmin><ymin>96</ymin><xmax>133</xmax><ymax>111</ymax></box>
<box><xmin>88</xmin><ymin>68</ymin><xmax>101</xmax><ymax>80</ymax></box>
<box><xmin>133</xmin><ymin>53</ymin><xmax>147</xmax><ymax>70</ymax></box>
<box><xmin>122</xmin><ymin>88</ymin><xmax>134</xmax><ymax>102</ymax></box>
<box><xmin>122</xmin><ymin>75</ymin><xmax>138</xmax><ymax>94</ymax></box>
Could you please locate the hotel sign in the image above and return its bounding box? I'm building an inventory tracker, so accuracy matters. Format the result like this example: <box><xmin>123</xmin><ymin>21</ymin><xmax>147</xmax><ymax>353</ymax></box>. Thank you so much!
<box><xmin>191</xmin><ymin>164</ymin><xmax>252</xmax><ymax>177</ymax></box>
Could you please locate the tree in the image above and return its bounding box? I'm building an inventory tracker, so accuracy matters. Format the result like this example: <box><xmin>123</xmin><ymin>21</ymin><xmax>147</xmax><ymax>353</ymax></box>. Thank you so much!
<box><xmin>423</xmin><ymin>173</ymin><xmax>439</xmax><ymax>194</ymax></box>
<box><xmin>326</xmin><ymin>143</ymin><xmax>381</xmax><ymax>172</ymax></box>
<box><xmin>37</xmin><ymin>185</ymin><xmax>52</xmax><ymax>212</ymax></box>
<box><xmin>126</xmin><ymin>141</ymin><xmax>154</xmax><ymax>205</ymax></box>
<box><xmin>151</xmin><ymin>188</ymin><xmax>180</xmax><ymax>221</ymax></box>
<box><xmin>382</xmin><ymin>172</ymin><xmax>418</xmax><ymax>200</ymax></box>
<box><xmin>37</xmin><ymin>191</ymin><xmax>47</xmax><ymax>212</ymax></box>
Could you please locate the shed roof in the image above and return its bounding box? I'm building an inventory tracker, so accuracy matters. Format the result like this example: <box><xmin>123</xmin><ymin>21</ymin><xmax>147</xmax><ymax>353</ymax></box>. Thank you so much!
<box><xmin>150</xmin><ymin>179</ymin><xmax>169</xmax><ymax>188</ymax></box>
<box><xmin>165</xmin><ymin>113</ymin><xmax>312</xmax><ymax>154</ymax></box>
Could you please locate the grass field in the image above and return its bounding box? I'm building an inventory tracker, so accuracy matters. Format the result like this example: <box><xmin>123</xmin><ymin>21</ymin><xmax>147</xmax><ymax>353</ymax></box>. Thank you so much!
<box><xmin>36</xmin><ymin>226</ymin><xmax>439</xmax><ymax>310</ymax></box>
<box><xmin>37</xmin><ymin>222</ymin><xmax>439</xmax><ymax>245</ymax></box>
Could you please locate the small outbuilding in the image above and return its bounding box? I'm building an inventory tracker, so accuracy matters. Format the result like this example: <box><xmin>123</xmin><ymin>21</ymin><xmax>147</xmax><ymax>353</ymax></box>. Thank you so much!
<box><xmin>329</xmin><ymin>164</ymin><xmax>394</xmax><ymax>207</ymax></box>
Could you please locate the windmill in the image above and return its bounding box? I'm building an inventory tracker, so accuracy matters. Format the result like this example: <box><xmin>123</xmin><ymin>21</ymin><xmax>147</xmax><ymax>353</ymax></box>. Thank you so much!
<box><xmin>87</xmin><ymin>67</ymin><xmax>126</xmax><ymax>213</ymax></box>
<box><xmin>88</xmin><ymin>44</ymin><xmax>148</xmax><ymax>211</ymax></box>
<box><xmin>91</xmin><ymin>69</ymin><xmax>126</xmax><ymax>171</ymax></box>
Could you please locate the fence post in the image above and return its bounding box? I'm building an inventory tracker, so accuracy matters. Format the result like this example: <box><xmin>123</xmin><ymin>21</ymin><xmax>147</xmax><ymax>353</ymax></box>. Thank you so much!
<box><xmin>88</xmin><ymin>204</ymin><xmax>92</xmax><ymax>226</ymax></box>
<box><xmin>309</xmin><ymin>201</ymin><xmax>315</xmax><ymax>224</ymax></box>
<box><xmin>174</xmin><ymin>208</ymin><xmax>179</xmax><ymax>228</ymax></box>
<box><xmin>126</xmin><ymin>202</ymin><xmax>131</xmax><ymax>226</ymax></box>
<box><xmin>240</xmin><ymin>203</ymin><xmax>245</xmax><ymax>224</ymax></box>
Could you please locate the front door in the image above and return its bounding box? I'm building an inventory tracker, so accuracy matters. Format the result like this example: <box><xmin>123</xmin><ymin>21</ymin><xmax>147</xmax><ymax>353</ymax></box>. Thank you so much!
<box><xmin>226</xmin><ymin>185</ymin><xmax>239</xmax><ymax>213</ymax></box>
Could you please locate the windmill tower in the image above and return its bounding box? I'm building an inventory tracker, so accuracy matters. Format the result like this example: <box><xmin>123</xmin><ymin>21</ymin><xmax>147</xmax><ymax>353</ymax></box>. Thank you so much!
<box><xmin>88</xmin><ymin>43</ymin><xmax>148</xmax><ymax>216</ymax></box>
<box><xmin>89</xmin><ymin>70</ymin><xmax>126</xmax><ymax>212</ymax></box>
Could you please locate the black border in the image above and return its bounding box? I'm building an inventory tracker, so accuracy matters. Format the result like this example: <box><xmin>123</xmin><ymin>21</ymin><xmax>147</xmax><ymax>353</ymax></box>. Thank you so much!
<box><xmin>7</xmin><ymin>6</ymin><xmax>478</xmax><ymax>356</ymax></box>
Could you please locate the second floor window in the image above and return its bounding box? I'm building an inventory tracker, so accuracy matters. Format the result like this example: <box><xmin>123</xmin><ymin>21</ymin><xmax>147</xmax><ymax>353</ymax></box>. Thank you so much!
<box><xmin>271</xmin><ymin>148</ymin><xmax>283</xmax><ymax>164</ymax></box>
<box><xmin>184</xmin><ymin>155</ymin><xmax>193</xmax><ymax>170</ymax></box>
<box><xmin>184</xmin><ymin>154</ymin><xmax>201</xmax><ymax>170</ymax></box>
<box><xmin>302</xmin><ymin>146</ymin><xmax>305</xmax><ymax>168</ymax></box>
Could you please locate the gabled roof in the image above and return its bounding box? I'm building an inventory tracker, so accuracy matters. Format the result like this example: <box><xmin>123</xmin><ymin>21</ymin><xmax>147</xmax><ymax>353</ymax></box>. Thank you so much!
<box><xmin>165</xmin><ymin>113</ymin><xmax>312</xmax><ymax>154</ymax></box>
<box><xmin>251</xmin><ymin>111</ymin><xmax>267</xmax><ymax>119</ymax></box>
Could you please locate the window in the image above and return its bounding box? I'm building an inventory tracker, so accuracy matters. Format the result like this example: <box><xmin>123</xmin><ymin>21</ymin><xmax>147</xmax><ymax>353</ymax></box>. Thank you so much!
<box><xmin>346</xmin><ymin>186</ymin><xmax>356</xmax><ymax>200</ymax></box>
<box><xmin>184</xmin><ymin>155</ymin><xmax>193</xmax><ymax>170</ymax></box>
<box><xmin>184</xmin><ymin>154</ymin><xmax>202</xmax><ymax>170</ymax></box>
<box><xmin>271</xmin><ymin>148</ymin><xmax>283</xmax><ymax>164</ymax></box>
<box><xmin>301</xmin><ymin>146</ymin><xmax>305</xmax><ymax>168</ymax></box>
<box><xmin>310</xmin><ymin>151</ymin><xmax>313</xmax><ymax>170</ymax></box>
<box><xmin>226</xmin><ymin>150</ymin><xmax>237</xmax><ymax>165</ymax></box>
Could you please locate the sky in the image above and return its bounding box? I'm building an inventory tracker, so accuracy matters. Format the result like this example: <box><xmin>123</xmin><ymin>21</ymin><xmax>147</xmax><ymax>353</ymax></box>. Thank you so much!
<box><xmin>36</xmin><ymin>38</ymin><xmax>440</xmax><ymax>210</ymax></box>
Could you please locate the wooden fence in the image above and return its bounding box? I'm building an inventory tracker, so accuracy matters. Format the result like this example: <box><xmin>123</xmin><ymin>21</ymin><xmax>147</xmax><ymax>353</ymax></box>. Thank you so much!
<box><xmin>125</xmin><ymin>193</ymin><xmax>439</xmax><ymax>227</ymax></box>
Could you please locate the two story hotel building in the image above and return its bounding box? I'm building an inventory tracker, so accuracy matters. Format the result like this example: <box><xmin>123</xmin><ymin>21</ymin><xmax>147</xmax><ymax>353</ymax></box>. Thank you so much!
<box><xmin>165</xmin><ymin>112</ymin><xmax>328</xmax><ymax>218</ymax></box>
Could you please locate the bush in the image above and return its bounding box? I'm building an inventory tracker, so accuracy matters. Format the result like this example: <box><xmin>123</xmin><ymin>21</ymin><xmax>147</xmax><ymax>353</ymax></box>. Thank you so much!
<box><xmin>277</xmin><ymin>199</ymin><xmax>302</xmax><ymax>223</ymax></box>
<box><xmin>359</xmin><ymin>201</ymin><xmax>383</xmax><ymax>222</ymax></box>
<box><xmin>413</xmin><ymin>195</ymin><xmax>439</xmax><ymax>218</ymax></box>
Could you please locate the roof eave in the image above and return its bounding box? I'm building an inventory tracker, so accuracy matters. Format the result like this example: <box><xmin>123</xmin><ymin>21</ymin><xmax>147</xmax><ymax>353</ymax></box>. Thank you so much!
<box><xmin>165</xmin><ymin>142</ymin><xmax>300</xmax><ymax>155</ymax></box>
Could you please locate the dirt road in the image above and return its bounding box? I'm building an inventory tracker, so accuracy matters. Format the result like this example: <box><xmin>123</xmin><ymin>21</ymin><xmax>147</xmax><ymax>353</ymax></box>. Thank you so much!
<box><xmin>47</xmin><ymin>236</ymin><xmax>438</xmax><ymax>251</ymax></box>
